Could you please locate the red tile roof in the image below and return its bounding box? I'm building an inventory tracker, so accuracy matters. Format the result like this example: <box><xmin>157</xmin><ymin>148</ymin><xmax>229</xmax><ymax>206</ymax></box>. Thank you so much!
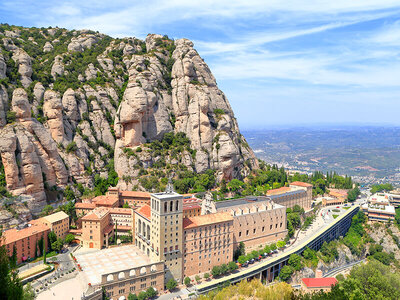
<box><xmin>266</xmin><ymin>187</ymin><xmax>292</xmax><ymax>195</ymax></box>
<box><xmin>81</xmin><ymin>207</ymin><xmax>110</xmax><ymax>221</ymax></box>
<box><xmin>183</xmin><ymin>204</ymin><xmax>201</xmax><ymax>211</ymax></box>
<box><xmin>92</xmin><ymin>195</ymin><xmax>119</xmax><ymax>206</ymax></box>
<box><xmin>120</xmin><ymin>191</ymin><xmax>151</xmax><ymax>198</ymax></box>
<box><xmin>75</xmin><ymin>202</ymin><xmax>96</xmax><ymax>209</ymax></box>
<box><xmin>290</xmin><ymin>181</ymin><xmax>313</xmax><ymax>187</ymax></box>
<box><xmin>302</xmin><ymin>278</ymin><xmax>337</xmax><ymax>288</ymax></box>
<box><xmin>135</xmin><ymin>204</ymin><xmax>151</xmax><ymax>221</ymax></box>
<box><xmin>183</xmin><ymin>197</ymin><xmax>201</xmax><ymax>204</ymax></box>
<box><xmin>183</xmin><ymin>212</ymin><xmax>233</xmax><ymax>229</ymax></box>
<box><xmin>1</xmin><ymin>222</ymin><xmax>50</xmax><ymax>245</ymax></box>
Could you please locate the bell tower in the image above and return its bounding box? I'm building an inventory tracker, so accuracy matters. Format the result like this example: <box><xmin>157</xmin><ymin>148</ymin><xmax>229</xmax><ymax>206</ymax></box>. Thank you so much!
<box><xmin>150</xmin><ymin>180</ymin><xmax>183</xmax><ymax>283</ymax></box>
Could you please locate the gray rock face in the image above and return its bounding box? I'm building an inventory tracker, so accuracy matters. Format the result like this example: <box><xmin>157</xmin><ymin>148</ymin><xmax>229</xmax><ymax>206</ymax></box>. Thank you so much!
<box><xmin>51</xmin><ymin>55</ymin><xmax>64</xmax><ymax>79</ymax></box>
<box><xmin>43</xmin><ymin>41</ymin><xmax>53</xmax><ymax>52</ymax></box>
<box><xmin>0</xmin><ymin>85</ymin><xmax>8</xmax><ymax>127</ymax></box>
<box><xmin>114</xmin><ymin>35</ymin><xmax>258</xmax><ymax>181</ymax></box>
<box><xmin>43</xmin><ymin>90</ymin><xmax>65</xmax><ymax>143</ymax></box>
<box><xmin>68</xmin><ymin>34</ymin><xmax>99</xmax><ymax>52</ymax></box>
<box><xmin>12</xmin><ymin>49</ymin><xmax>32</xmax><ymax>88</ymax></box>
<box><xmin>0</xmin><ymin>53</ymin><xmax>6</xmax><ymax>79</ymax></box>
<box><xmin>0</xmin><ymin>88</ymin><xmax>68</xmax><ymax>213</ymax></box>
<box><xmin>0</xmin><ymin>27</ymin><xmax>258</xmax><ymax>213</ymax></box>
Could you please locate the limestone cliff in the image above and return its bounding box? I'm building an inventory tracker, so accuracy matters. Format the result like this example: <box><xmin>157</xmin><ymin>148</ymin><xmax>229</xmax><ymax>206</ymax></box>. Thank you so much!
<box><xmin>0</xmin><ymin>25</ymin><xmax>258</xmax><ymax>212</ymax></box>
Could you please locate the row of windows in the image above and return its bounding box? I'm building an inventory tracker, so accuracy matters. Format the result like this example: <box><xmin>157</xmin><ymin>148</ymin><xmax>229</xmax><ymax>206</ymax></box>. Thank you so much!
<box><xmin>238</xmin><ymin>223</ymin><xmax>283</xmax><ymax>237</ymax></box>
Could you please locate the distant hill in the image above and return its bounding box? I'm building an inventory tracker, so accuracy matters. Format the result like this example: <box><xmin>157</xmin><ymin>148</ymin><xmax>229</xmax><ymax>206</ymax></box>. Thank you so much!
<box><xmin>243</xmin><ymin>126</ymin><xmax>400</xmax><ymax>183</ymax></box>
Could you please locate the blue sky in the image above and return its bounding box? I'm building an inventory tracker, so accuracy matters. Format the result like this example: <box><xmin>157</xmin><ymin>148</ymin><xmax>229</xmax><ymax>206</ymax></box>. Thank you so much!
<box><xmin>2</xmin><ymin>1</ymin><xmax>400</xmax><ymax>129</ymax></box>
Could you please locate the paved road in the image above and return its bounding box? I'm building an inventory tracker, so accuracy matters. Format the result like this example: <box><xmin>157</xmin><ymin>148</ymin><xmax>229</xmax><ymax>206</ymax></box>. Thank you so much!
<box><xmin>27</xmin><ymin>245</ymin><xmax>79</xmax><ymax>295</ymax></box>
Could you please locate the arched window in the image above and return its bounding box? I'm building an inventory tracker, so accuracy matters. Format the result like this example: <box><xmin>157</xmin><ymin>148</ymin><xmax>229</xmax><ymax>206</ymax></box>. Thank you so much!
<box><xmin>107</xmin><ymin>274</ymin><xmax>114</xmax><ymax>282</ymax></box>
<box><xmin>129</xmin><ymin>269</ymin><xmax>136</xmax><ymax>277</ymax></box>
<box><xmin>118</xmin><ymin>272</ymin><xmax>125</xmax><ymax>280</ymax></box>
<box><xmin>164</xmin><ymin>202</ymin><xmax>168</xmax><ymax>213</ymax></box>
<box><xmin>176</xmin><ymin>200</ymin><xmax>179</xmax><ymax>211</ymax></box>
<box><xmin>140</xmin><ymin>267</ymin><xmax>146</xmax><ymax>275</ymax></box>
<box><xmin>170</xmin><ymin>201</ymin><xmax>173</xmax><ymax>212</ymax></box>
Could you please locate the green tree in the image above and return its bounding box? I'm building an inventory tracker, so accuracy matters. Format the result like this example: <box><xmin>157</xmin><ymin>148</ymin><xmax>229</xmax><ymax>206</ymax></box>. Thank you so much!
<box><xmin>138</xmin><ymin>291</ymin><xmax>147</xmax><ymax>300</ymax></box>
<box><xmin>211</xmin><ymin>266</ymin><xmax>221</xmax><ymax>277</ymax></box>
<box><xmin>146</xmin><ymin>287</ymin><xmax>157</xmax><ymax>298</ymax></box>
<box><xmin>166</xmin><ymin>278</ymin><xmax>177</xmax><ymax>291</ymax></box>
<box><xmin>123</xmin><ymin>202</ymin><xmax>130</xmax><ymax>208</ymax></box>
<box><xmin>10</xmin><ymin>245</ymin><xmax>17</xmax><ymax>269</ymax></box>
<box><xmin>204</xmin><ymin>273</ymin><xmax>210</xmax><ymax>280</ymax></box>
<box><xmin>184</xmin><ymin>276</ymin><xmax>191</xmax><ymax>286</ymax></box>
<box><xmin>277</xmin><ymin>241</ymin><xmax>286</xmax><ymax>249</ymax></box>
<box><xmin>263</xmin><ymin>244</ymin><xmax>271</xmax><ymax>254</ymax></box>
<box><xmin>237</xmin><ymin>255</ymin><xmax>247</xmax><ymax>265</ymax></box>
<box><xmin>227</xmin><ymin>179</ymin><xmax>245</xmax><ymax>193</ymax></box>
<box><xmin>51</xmin><ymin>238</ymin><xmax>63</xmax><ymax>252</ymax></box>
<box><xmin>48</xmin><ymin>231</ymin><xmax>57</xmax><ymax>250</ymax></box>
<box><xmin>220</xmin><ymin>263</ymin><xmax>229</xmax><ymax>275</ymax></box>
<box><xmin>195</xmin><ymin>275</ymin><xmax>201</xmax><ymax>283</ymax></box>
<box><xmin>228</xmin><ymin>261</ymin><xmax>238</xmax><ymax>272</ymax></box>
<box><xmin>288</xmin><ymin>254</ymin><xmax>303</xmax><ymax>271</ymax></box>
<box><xmin>279</xmin><ymin>265</ymin><xmax>294</xmax><ymax>281</ymax></box>
<box><xmin>43</xmin><ymin>245</ymin><xmax>46</xmax><ymax>264</ymax></box>
<box><xmin>233</xmin><ymin>242</ymin><xmax>245</xmax><ymax>260</ymax></box>
<box><xmin>270</xmin><ymin>243</ymin><xmax>277</xmax><ymax>251</ymax></box>
<box><xmin>128</xmin><ymin>293</ymin><xmax>138</xmax><ymax>300</ymax></box>
<box><xmin>0</xmin><ymin>230</ymin><xmax>23</xmax><ymax>299</ymax></box>
<box><xmin>41</xmin><ymin>205</ymin><xmax>54</xmax><ymax>216</ymax></box>
<box><xmin>64</xmin><ymin>233</ymin><xmax>75</xmax><ymax>244</ymax></box>
<box><xmin>22</xmin><ymin>283</ymin><xmax>35</xmax><ymax>300</ymax></box>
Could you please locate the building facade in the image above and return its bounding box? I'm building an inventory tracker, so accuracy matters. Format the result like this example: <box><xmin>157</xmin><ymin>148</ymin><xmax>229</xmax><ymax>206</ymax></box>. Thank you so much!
<box><xmin>109</xmin><ymin>208</ymin><xmax>134</xmax><ymax>236</ymax></box>
<box><xmin>81</xmin><ymin>207</ymin><xmax>114</xmax><ymax>249</ymax></box>
<box><xmin>266</xmin><ymin>181</ymin><xmax>313</xmax><ymax>210</ymax></box>
<box><xmin>101</xmin><ymin>260</ymin><xmax>164</xmax><ymax>299</ymax></box>
<box><xmin>182</xmin><ymin>213</ymin><xmax>233</xmax><ymax>277</ymax></box>
<box><xmin>40</xmin><ymin>211</ymin><xmax>70</xmax><ymax>239</ymax></box>
<box><xmin>1</xmin><ymin>222</ymin><xmax>50</xmax><ymax>264</ymax></box>
<box><xmin>202</xmin><ymin>195</ymin><xmax>287</xmax><ymax>252</ymax></box>
<box><xmin>362</xmin><ymin>193</ymin><xmax>396</xmax><ymax>222</ymax></box>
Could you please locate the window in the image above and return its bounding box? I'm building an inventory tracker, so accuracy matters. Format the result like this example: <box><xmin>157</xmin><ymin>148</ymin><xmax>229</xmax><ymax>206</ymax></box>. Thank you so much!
<box><xmin>246</xmin><ymin>230</ymin><xmax>249</xmax><ymax>236</ymax></box>
<box><xmin>130</xmin><ymin>286</ymin><xmax>135</xmax><ymax>292</ymax></box>
<box><xmin>140</xmin><ymin>283</ymin><xmax>146</xmax><ymax>289</ymax></box>
<box><xmin>239</xmin><ymin>232</ymin><xmax>242</xmax><ymax>237</ymax></box>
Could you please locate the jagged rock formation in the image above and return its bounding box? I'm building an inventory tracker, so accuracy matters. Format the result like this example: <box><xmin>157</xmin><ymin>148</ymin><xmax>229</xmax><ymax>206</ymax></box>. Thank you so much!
<box><xmin>0</xmin><ymin>25</ymin><xmax>258</xmax><ymax>212</ymax></box>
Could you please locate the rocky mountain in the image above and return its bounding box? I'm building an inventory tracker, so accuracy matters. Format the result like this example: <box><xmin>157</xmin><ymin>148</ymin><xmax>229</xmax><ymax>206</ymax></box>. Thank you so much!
<box><xmin>0</xmin><ymin>25</ymin><xmax>258</xmax><ymax>214</ymax></box>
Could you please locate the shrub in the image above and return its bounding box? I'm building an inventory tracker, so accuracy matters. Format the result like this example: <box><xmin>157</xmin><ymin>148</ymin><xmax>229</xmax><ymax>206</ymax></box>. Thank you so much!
<box><xmin>184</xmin><ymin>276</ymin><xmax>191</xmax><ymax>286</ymax></box>
<box><xmin>195</xmin><ymin>275</ymin><xmax>201</xmax><ymax>283</ymax></box>
<box><xmin>65</xmin><ymin>141</ymin><xmax>78</xmax><ymax>154</ymax></box>
<box><xmin>204</xmin><ymin>273</ymin><xmax>210</xmax><ymax>280</ymax></box>
<box><xmin>6</xmin><ymin>111</ymin><xmax>16</xmax><ymax>123</ymax></box>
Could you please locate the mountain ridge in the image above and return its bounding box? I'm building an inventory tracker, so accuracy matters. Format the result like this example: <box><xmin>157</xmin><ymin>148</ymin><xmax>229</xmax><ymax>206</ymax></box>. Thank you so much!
<box><xmin>0</xmin><ymin>25</ymin><xmax>258</xmax><ymax>214</ymax></box>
